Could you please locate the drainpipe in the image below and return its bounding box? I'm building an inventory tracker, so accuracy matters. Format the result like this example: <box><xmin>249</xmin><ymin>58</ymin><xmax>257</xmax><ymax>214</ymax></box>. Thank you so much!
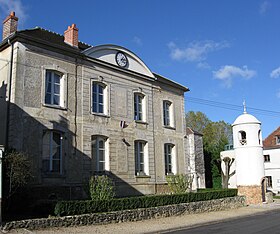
<box><xmin>5</xmin><ymin>39</ymin><xmax>14</xmax><ymax>150</ymax></box>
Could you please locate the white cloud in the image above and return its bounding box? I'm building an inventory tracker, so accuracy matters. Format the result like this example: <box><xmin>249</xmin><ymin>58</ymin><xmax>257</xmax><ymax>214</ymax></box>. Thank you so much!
<box><xmin>213</xmin><ymin>65</ymin><xmax>256</xmax><ymax>88</ymax></box>
<box><xmin>197</xmin><ymin>62</ymin><xmax>211</xmax><ymax>69</ymax></box>
<box><xmin>132</xmin><ymin>36</ymin><xmax>142</xmax><ymax>46</ymax></box>
<box><xmin>0</xmin><ymin>0</ymin><xmax>27</xmax><ymax>24</ymax></box>
<box><xmin>270</xmin><ymin>67</ymin><xmax>280</xmax><ymax>78</ymax></box>
<box><xmin>168</xmin><ymin>40</ymin><xmax>229</xmax><ymax>63</ymax></box>
<box><xmin>259</xmin><ymin>1</ymin><xmax>271</xmax><ymax>15</ymax></box>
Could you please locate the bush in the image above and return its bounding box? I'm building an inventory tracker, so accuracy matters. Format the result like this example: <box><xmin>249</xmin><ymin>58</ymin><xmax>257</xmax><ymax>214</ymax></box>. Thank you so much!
<box><xmin>166</xmin><ymin>174</ymin><xmax>193</xmax><ymax>194</ymax></box>
<box><xmin>54</xmin><ymin>189</ymin><xmax>238</xmax><ymax>216</ymax></box>
<box><xmin>89</xmin><ymin>175</ymin><xmax>115</xmax><ymax>201</ymax></box>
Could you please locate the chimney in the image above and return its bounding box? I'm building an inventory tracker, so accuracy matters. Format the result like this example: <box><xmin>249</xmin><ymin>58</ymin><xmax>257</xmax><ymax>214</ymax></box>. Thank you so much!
<box><xmin>64</xmin><ymin>24</ymin><xmax>79</xmax><ymax>48</ymax></box>
<box><xmin>2</xmin><ymin>11</ymin><xmax>18</xmax><ymax>40</ymax></box>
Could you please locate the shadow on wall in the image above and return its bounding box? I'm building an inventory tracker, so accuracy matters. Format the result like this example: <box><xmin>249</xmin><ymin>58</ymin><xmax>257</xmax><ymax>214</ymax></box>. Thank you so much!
<box><xmin>0</xmin><ymin>82</ymin><xmax>143</xmax><ymax>221</ymax></box>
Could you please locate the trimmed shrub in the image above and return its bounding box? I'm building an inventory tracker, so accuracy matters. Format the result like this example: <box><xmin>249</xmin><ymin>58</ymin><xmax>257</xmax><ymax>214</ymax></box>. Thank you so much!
<box><xmin>54</xmin><ymin>189</ymin><xmax>237</xmax><ymax>216</ymax></box>
<box><xmin>166</xmin><ymin>174</ymin><xmax>193</xmax><ymax>194</ymax></box>
<box><xmin>89</xmin><ymin>175</ymin><xmax>115</xmax><ymax>201</ymax></box>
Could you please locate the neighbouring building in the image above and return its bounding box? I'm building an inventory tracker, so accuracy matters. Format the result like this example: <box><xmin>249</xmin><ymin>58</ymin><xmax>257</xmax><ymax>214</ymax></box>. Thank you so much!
<box><xmin>220</xmin><ymin>107</ymin><xmax>280</xmax><ymax>203</ymax></box>
<box><xmin>0</xmin><ymin>12</ymin><xmax>205</xmax><ymax>202</ymax></box>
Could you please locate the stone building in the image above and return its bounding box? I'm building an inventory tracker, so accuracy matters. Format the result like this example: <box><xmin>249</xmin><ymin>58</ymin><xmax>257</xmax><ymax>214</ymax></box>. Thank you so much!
<box><xmin>0</xmin><ymin>12</ymin><xmax>204</xmax><ymax>200</ymax></box>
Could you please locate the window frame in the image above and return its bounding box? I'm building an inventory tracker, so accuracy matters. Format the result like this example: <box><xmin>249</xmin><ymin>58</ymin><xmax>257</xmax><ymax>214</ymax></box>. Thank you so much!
<box><xmin>133</xmin><ymin>92</ymin><xmax>147</xmax><ymax>122</ymax></box>
<box><xmin>163</xmin><ymin>100</ymin><xmax>174</xmax><ymax>128</ymax></box>
<box><xmin>92</xmin><ymin>135</ymin><xmax>109</xmax><ymax>172</ymax></box>
<box><xmin>164</xmin><ymin>143</ymin><xmax>176</xmax><ymax>175</ymax></box>
<box><xmin>134</xmin><ymin>140</ymin><xmax>149</xmax><ymax>176</ymax></box>
<box><xmin>264</xmin><ymin>154</ymin><xmax>270</xmax><ymax>163</ymax></box>
<box><xmin>238</xmin><ymin>130</ymin><xmax>247</xmax><ymax>145</ymax></box>
<box><xmin>91</xmin><ymin>80</ymin><xmax>109</xmax><ymax>116</ymax></box>
<box><xmin>42</xmin><ymin>66</ymin><xmax>67</xmax><ymax>109</ymax></box>
<box><xmin>266</xmin><ymin>176</ymin><xmax>272</xmax><ymax>188</ymax></box>
<box><xmin>276</xmin><ymin>136</ymin><xmax>280</xmax><ymax>145</ymax></box>
<box><xmin>42</xmin><ymin>130</ymin><xmax>63</xmax><ymax>174</ymax></box>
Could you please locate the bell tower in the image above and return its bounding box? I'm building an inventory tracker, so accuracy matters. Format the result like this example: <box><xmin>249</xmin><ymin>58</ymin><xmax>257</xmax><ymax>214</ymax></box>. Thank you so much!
<box><xmin>232</xmin><ymin>103</ymin><xmax>265</xmax><ymax>204</ymax></box>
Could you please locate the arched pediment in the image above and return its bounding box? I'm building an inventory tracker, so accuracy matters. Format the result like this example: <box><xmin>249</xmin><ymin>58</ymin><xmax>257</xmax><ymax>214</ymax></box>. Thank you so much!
<box><xmin>83</xmin><ymin>45</ymin><xmax>155</xmax><ymax>78</ymax></box>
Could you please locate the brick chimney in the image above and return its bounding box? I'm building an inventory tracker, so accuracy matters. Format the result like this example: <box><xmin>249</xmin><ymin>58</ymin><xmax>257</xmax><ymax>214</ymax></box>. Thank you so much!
<box><xmin>2</xmin><ymin>11</ymin><xmax>18</xmax><ymax>40</ymax></box>
<box><xmin>64</xmin><ymin>24</ymin><xmax>79</xmax><ymax>48</ymax></box>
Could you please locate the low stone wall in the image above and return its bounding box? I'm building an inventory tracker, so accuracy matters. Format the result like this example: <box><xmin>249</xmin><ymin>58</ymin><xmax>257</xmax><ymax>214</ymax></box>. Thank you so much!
<box><xmin>3</xmin><ymin>196</ymin><xmax>246</xmax><ymax>231</ymax></box>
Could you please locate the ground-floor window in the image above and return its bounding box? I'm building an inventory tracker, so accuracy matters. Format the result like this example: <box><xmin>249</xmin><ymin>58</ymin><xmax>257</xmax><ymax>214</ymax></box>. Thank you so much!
<box><xmin>135</xmin><ymin>140</ymin><xmax>148</xmax><ymax>176</ymax></box>
<box><xmin>92</xmin><ymin>135</ymin><xmax>109</xmax><ymax>172</ymax></box>
<box><xmin>266</xmin><ymin>176</ymin><xmax>272</xmax><ymax>188</ymax></box>
<box><xmin>42</xmin><ymin>130</ymin><xmax>63</xmax><ymax>174</ymax></box>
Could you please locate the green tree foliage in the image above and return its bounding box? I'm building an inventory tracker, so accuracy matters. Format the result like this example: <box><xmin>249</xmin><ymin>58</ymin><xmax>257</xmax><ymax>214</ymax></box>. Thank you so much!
<box><xmin>186</xmin><ymin>111</ymin><xmax>232</xmax><ymax>188</ymax></box>
<box><xmin>89</xmin><ymin>175</ymin><xmax>115</xmax><ymax>201</ymax></box>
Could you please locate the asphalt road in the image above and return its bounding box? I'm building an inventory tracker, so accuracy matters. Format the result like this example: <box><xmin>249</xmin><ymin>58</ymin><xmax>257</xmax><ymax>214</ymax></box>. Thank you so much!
<box><xmin>166</xmin><ymin>209</ymin><xmax>280</xmax><ymax>234</ymax></box>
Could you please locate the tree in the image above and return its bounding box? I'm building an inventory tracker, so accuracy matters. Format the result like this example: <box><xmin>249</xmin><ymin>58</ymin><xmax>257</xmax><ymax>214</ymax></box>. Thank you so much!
<box><xmin>186</xmin><ymin>111</ymin><xmax>232</xmax><ymax>188</ymax></box>
<box><xmin>3</xmin><ymin>150</ymin><xmax>33</xmax><ymax>201</ymax></box>
<box><xmin>221</xmin><ymin>157</ymin><xmax>235</xmax><ymax>189</ymax></box>
<box><xmin>185</xmin><ymin>111</ymin><xmax>210</xmax><ymax>133</ymax></box>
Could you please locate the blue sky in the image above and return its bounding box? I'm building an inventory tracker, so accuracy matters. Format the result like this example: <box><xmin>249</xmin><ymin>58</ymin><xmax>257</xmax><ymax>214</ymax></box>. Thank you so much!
<box><xmin>1</xmin><ymin>0</ymin><xmax>280</xmax><ymax>138</ymax></box>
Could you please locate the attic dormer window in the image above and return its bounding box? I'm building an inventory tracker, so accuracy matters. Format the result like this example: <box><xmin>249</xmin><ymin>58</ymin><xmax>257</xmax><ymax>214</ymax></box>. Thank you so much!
<box><xmin>239</xmin><ymin>131</ymin><xmax>247</xmax><ymax>145</ymax></box>
<box><xmin>276</xmin><ymin>136</ymin><xmax>280</xmax><ymax>145</ymax></box>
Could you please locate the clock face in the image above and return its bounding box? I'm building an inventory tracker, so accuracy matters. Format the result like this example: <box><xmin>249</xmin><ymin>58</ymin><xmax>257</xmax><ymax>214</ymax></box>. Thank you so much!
<box><xmin>116</xmin><ymin>52</ymin><xmax>128</xmax><ymax>67</ymax></box>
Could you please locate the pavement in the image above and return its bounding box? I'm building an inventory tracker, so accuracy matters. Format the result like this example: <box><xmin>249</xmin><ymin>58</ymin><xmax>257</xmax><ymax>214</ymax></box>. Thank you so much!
<box><xmin>6</xmin><ymin>200</ymin><xmax>280</xmax><ymax>234</ymax></box>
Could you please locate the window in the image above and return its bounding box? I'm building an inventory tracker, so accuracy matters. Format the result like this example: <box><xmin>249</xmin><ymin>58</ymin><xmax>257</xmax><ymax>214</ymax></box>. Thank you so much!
<box><xmin>164</xmin><ymin>143</ymin><xmax>176</xmax><ymax>175</ymax></box>
<box><xmin>164</xmin><ymin>144</ymin><xmax>173</xmax><ymax>174</ymax></box>
<box><xmin>92</xmin><ymin>136</ymin><xmax>109</xmax><ymax>172</ymax></box>
<box><xmin>134</xmin><ymin>93</ymin><xmax>144</xmax><ymax>121</ymax></box>
<box><xmin>135</xmin><ymin>141</ymin><xmax>148</xmax><ymax>176</ymax></box>
<box><xmin>266</xmin><ymin>176</ymin><xmax>272</xmax><ymax>188</ymax></box>
<box><xmin>276</xmin><ymin>136</ymin><xmax>280</xmax><ymax>145</ymax></box>
<box><xmin>163</xmin><ymin>100</ymin><xmax>174</xmax><ymax>127</ymax></box>
<box><xmin>92</xmin><ymin>82</ymin><xmax>106</xmax><ymax>114</ymax></box>
<box><xmin>238</xmin><ymin>131</ymin><xmax>247</xmax><ymax>145</ymax></box>
<box><xmin>42</xmin><ymin>131</ymin><xmax>63</xmax><ymax>174</ymax></box>
<box><xmin>264</xmin><ymin>154</ymin><xmax>270</xmax><ymax>162</ymax></box>
<box><xmin>45</xmin><ymin>70</ymin><xmax>65</xmax><ymax>107</ymax></box>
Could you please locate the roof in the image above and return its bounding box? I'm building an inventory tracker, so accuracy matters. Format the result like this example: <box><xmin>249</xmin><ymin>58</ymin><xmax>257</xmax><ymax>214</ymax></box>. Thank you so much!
<box><xmin>263</xmin><ymin>126</ymin><xmax>280</xmax><ymax>149</ymax></box>
<box><xmin>1</xmin><ymin>27</ymin><xmax>189</xmax><ymax>92</ymax></box>
<box><xmin>232</xmin><ymin>113</ymin><xmax>261</xmax><ymax>126</ymax></box>
<box><xmin>186</xmin><ymin>127</ymin><xmax>203</xmax><ymax>136</ymax></box>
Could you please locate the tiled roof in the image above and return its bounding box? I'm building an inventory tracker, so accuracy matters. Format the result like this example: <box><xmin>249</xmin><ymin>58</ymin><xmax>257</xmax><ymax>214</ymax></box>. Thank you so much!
<box><xmin>263</xmin><ymin>126</ymin><xmax>280</xmax><ymax>149</ymax></box>
<box><xmin>16</xmin><ymin>27</ymin><xmax>91</xmax><ymax>51</ymax></box>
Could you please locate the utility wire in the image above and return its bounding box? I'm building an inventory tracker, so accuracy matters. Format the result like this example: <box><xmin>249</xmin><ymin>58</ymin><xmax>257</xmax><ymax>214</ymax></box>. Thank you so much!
<box><xmin>187</xmin><ymin>97</ymin><xmax>280</xmax><ymax>117</ymax></box>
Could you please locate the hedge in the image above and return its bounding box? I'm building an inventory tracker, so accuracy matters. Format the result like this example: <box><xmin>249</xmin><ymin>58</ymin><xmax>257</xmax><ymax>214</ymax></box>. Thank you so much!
<box><xmin>54</xmin><ymin>189</ymin><xmax>237</xmax><ymax>216</ymax></box>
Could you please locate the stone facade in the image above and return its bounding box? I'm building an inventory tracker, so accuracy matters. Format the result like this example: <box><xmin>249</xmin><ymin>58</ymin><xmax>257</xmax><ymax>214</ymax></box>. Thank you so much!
<box><xmin>3</xmin><ymin>196</ymin><xmax>246</xmax><ymax>231</ymax></box>
<box><xmin>0</xmin><ymin>14</ymin><xmax>206</xmax><ymax>201</ymax></box>
<box><xmin>237</xmin><ymin>186</ymin><xmax>263</xmax><ymax>204</ymax></box>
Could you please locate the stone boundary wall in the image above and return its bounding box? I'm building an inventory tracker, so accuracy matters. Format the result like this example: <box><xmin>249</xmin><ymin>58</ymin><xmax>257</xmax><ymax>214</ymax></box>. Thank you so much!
<box><xmin>3</xmin><ymin>196</ymin><xmax>246</xmax><ymax>231</ymax></box>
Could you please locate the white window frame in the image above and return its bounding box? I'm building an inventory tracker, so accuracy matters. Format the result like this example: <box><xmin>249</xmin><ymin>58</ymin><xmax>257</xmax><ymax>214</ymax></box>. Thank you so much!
<box><xmin>264</xmin><ymin>154</ymin><xmax>270</xmax><ymax>163</ymax></box>
<box><xmin>163</xmin><ymin>100</ymin><xmax>174</xmax><ymax>127</ymax></box>
<box><xmin>42</xmin><ymin>130</ymin><xmax>63</xmax><ymax>174</ymax></box>
<box><xmin>266</xmin><ymin>176</ymin><xmax>272</xmax><ymax>188</ymax></box>
<box><xmin>134</xmin><ymin>92</ymin><xmax>146</xmax><ymax>122</ymax></box>
<box><xmin>164</xmin><ymin>143</ymin><xmax>177</xmax><ymax>175</ymax></box>
<box><xmin>238</xmin><ymin>130</ymin><xmax>247</xmax><ymax>145</ymax></box>
<box><xmin>91</xmin><ymin>80</ymin><xmax>109</xmax><ymax>115</ymax></box>
<box><xmin>135</xmin><ymin>140</ymin><xmax>149</xmax><ymax>176</ymax></box>
<box><xmin>92</xmin><ymin>135</ymin><xmax>109</xmax><ymax>172</ymax></box>
<box><xmin>42</xmin><ymin>66</ymin><xmax>67</xmax><ymax>109</ymax></box>
<box><xmin>276</xmin><ymin>136</ymin><xmax>280</xmax><ymax>145</ymax></box>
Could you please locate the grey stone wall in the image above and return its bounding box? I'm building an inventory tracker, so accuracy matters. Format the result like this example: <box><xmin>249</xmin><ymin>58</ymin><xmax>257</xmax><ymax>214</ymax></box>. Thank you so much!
<box><xmin>3</xmin><ymin>196</ymin><xmax>246</xmax><ymax>231</ymax></box>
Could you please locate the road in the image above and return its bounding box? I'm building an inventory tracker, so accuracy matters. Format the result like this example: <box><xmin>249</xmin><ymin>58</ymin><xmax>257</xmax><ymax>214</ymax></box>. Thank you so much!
<box><xmin>166</xmin><ymin>209</ymin><xmax>280</xmax><ymax>234</ymax></box>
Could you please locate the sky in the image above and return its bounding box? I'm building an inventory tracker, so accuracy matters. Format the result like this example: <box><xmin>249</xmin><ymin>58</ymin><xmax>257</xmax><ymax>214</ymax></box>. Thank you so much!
<box><xmin>1</xmin><ymin>0</ymin><xmax>280</xmax><ymax>138</ymax></box>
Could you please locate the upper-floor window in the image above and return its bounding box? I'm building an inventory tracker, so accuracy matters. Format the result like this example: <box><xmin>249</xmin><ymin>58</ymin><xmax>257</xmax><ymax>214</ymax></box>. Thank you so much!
<box><xmin>134</xmin><ymin>93</ymin><xmax>145</xmax><ymax>121</ymax></box>
<box><xmin>92</xmin><ymin>135</ymin><xmax>109</xmax><ymax>172</ymax></box>
<box><xmin>91</xmin><ymin>81</ymin><xmax>109</xmax><ymax>115</ymax></box>
<box><xmin>276</xmin><ymin>136</ymin><xmax>280</xmax><ymax>145</ymax></box>
<box><xmin>135</xmin><ymin>140</ymin><xmax>148</xmax><ymax>176</ymax></box>
<box><xmin>163</xmin><ymin>100</ymin><xmax>174</xmax><ymax>127</ymax></box>
<box><xmin>42</xmin><ymin>130</ymin><xmax>63</xmax><ymax>174</ymax></box>
<box><xmin>264</xmin><ymin>154</ymin><xmax>270</xmax><ymax>162</ymax></box>
<box><xmin>45</xmin><ymin>70</ymin><xmax>65</xmax><ymax>107</ymax></box>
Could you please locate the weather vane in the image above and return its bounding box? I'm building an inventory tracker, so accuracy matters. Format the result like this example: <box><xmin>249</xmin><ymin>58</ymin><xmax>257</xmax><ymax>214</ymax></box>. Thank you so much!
<box><xmin>243</xmin><ymin>100</ymin><xmax>247</xmax><ymax>114</ymax></box>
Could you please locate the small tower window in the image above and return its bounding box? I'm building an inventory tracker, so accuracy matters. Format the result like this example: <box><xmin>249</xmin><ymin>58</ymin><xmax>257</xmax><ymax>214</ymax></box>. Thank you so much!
<box><xmin>239</xmin><ymin>131</ymin><xmax>247</xmax><ymax>145</ymax></box>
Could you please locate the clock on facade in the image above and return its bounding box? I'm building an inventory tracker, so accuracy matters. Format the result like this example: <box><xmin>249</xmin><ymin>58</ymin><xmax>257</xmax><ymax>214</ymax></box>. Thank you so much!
<box><xmin>115</xmin><ymin>52</ymin><xmax>128</xmax><ymax>67</ymax></box>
